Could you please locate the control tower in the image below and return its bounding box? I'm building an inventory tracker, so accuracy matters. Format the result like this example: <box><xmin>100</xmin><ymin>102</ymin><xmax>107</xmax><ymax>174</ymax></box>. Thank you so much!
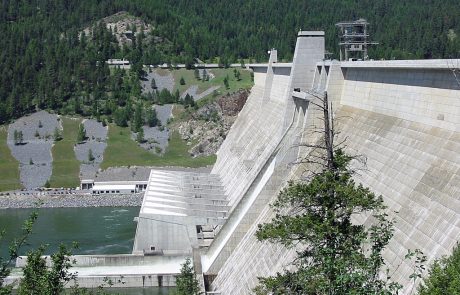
<box><xmin>336</xmin><ymin>18</ymin><xmax>378</xmax><ymax>61</ymax></box>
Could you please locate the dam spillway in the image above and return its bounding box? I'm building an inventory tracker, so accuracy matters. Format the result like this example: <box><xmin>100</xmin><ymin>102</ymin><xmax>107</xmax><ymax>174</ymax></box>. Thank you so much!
<box><xmin>133</xmin><ymin>31</ymin><xmax>460</xmax><ymax>294</ymax></box>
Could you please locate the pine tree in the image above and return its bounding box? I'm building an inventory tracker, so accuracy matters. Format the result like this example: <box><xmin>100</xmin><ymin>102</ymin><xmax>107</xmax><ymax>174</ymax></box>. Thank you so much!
<box><xmin>202</xmin><ymin>69</ymin><xmax>208</xmax><ymax>81</ymax></box>
<box><xmin>88</xmin><ymin>148</ymin><xmax>95</xmax><ymax>162</ymax></box>
<box><xmin>174</xmin><ymin>258</ymin><xmax>202</xmax><ymax>295</ymax></box>
<box><xmin>114</xmin><ymin>108</ymin><xmax>128</xmax><ymax>127</ymax></box>
<box><xmin>13</xmin><ymin>130</ymin><xmax>18</xmax><ymax>145</ymax></box>
<box><xmin>53</xmin><ymin>127</ymin><xmax>62</xmax><ymax>142</ymax></box>
<box><xmin>223</xmin><ymin>76</ymin><xmax>230</xmax><ymax>89</ymax></box>
<box><xmin>174</xmin><ymin>89</ymin><xmax>180</xmax><ymax>103</ymax></box>
<box><xmin>146</xmin><ymin>108</ymin><xmax>159</xmax><ymax>127</ymax></box>
<box><xmin>136</xmin><ymin>128</ymin><xmax>145</xmax><ymax>143</ymax></box>
<box><xmin>13</xmin><ymin>130</ymin><xmax>24</xmax><ymax>145</ymax></box>
<box><xmin>180</xmin><ymin>76</ymin><xmax>186</xmax><ymax>85</ymax></box>
<box><xmin>19</xmin><ymin>131</ymin><xmax>23</xmax><ymax>145</ymax></box>
<box><xmin>133</xmin><ymin>104</ymin><xmax>143</xmax><ymax>132</ymax></box>
<box><xmin>77</xmin><ymin>123</ymin><xmax>86</xmax><ymax>143</ymax></box>
<box><xmin>235</xmin><ymin>70</ymin><xmax>241</xmax><ymax>81</ymax></box>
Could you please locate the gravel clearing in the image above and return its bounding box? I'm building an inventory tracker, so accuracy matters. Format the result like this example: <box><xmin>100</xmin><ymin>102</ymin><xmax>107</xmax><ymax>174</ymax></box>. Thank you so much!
<box><xmin>141</xmin><ymin>70</ymin><xmax>174</xmax><ymax>94</ymax></box>
<box><xmin>132</xmin><ymin>126</ymin><xmax>170</xmax><ymax>154</ymax></box>
<box><xmin>181</xmin><ymin>85</ymin><xmax>198</xmax><ymax>99</ymax></box>
<box><xmin>155</xmin><ymin>104</ymin><xmax>172</xmax><ymax>126</ymax></box>
<box><xmin>195</xmin><ymin>86</ymin><xmax>221</xmax><ymax>100</ymax></box>
<box><xmin>74</xmin><ymin>119</ymin><xmax>108</xmax><ymax>179</ymax></box>
<box><xmin>7</xmin><ymin>111</ymin><xmax>61</xmax><ymax>189</ymax></box>
<box><xmin>0</xmin><ymin>193</ymin><xmax>143</xmax><ymax>209</ymax></box>
<box><xmin>181</xmin><ymin>85</ymin><xmax>221</xmax><ymax>101</ymax></box>
<box><xmin>131</xmin><ymin>104</ymin><xmax>172</xmax><ymax>154</ymax></box>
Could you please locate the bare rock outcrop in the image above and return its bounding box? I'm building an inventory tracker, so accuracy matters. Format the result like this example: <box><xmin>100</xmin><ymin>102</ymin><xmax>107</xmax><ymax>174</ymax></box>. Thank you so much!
<box><xmin>82</xmin><ymin>11</ymin><xmax>161</xmax><ymax>47</ymax></box>
<box><xmin>177</xmin><ymin>90</ymin><xmax>249</xmax><ymax>157</ymax></box>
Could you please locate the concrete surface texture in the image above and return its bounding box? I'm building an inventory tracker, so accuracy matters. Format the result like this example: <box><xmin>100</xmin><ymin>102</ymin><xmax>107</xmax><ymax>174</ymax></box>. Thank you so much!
<box><xmin>209</xmin><ymin>42</ymin><xmax>459</xmax><ymax>294</ymax></box>
<box><xmin>211</xmin><ymin>59</ymin><xmax>291</xmax><ymax>209</ymax></box>
<box><xmin>201</xmin><ymin>33</ymin><xmax>326</xmax><ymax>275</ymax></box>
<box><xmin>133</xmin><ymin>170</ymin><xmax>228</xmax><ymax>254</ymax></box>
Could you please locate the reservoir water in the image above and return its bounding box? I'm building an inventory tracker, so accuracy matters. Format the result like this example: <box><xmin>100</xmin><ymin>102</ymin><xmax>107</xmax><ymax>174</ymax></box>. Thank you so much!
<box><xmin>0</xmin><ymin>206</ymin><xmax>139</xmax><ymax>257</ymax></box>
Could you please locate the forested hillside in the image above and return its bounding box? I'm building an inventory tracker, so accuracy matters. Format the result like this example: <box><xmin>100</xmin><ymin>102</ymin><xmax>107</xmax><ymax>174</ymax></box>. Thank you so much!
<box><xmin>1</xmin><ymin>0</ymin><xmax>459</xmax><ymax>124</ymax></box>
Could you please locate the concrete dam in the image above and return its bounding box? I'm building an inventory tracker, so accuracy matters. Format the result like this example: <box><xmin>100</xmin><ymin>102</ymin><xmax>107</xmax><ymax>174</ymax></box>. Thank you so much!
<box><xmin>130</xmin><ymin>31</ymin><xmax>459</xmax><ymax>294</ymax></box>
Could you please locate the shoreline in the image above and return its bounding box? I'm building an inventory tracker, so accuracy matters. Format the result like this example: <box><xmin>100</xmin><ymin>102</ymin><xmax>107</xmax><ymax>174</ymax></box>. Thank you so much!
<box><xmin>0</xmin><ymin>193</ymin><xmax>143</xmax><ymax>209</ymax></box>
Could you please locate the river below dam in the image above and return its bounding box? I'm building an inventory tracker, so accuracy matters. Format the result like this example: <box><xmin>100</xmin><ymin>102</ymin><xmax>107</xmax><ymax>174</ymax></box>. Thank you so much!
<box><xmin>0</xmin><ymin>206</ymin><xmax>140</xmax><ymax>258</ymax></box>
<box><xmin>1</xmin><ymin>207</ymin><xmax>174</xmax><ymax>293</ymax></box>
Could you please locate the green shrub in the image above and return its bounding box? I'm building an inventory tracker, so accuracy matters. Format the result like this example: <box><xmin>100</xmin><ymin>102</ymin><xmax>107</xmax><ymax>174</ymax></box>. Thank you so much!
<box><xmin>418</xmin><ymin>243</ymin><xmax>460</xmax><ymax>295</ymax></box>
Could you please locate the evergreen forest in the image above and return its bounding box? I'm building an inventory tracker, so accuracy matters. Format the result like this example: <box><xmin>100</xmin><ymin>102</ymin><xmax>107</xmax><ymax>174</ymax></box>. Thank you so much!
<box><xmin>1</xmin><ymin>0</ymin><xmax>459</xmax><ymax>124</ymax></box>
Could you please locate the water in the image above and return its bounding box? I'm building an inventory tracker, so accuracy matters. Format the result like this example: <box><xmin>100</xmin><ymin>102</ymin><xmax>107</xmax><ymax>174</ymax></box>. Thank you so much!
<box><xmin>0</xmin><ymin>207</ymin><xmax>140</xmax><ymax>258</ymax></box>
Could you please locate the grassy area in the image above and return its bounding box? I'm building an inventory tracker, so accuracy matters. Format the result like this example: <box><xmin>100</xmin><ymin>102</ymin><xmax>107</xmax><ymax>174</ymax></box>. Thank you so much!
<box><xmin>49</xmin><ymin>117</ymin><xmax>82</xmax><ymax>188</ymax></box>
<box><xmin>171</xmin><ymin>68</ymin><xmax>253</xmax><ymax>101</ymax></box>
<box><xmin>0</xmin><ymin>128</ymin><xmax>21</xmax><ymax>191</ymax></box>
<box><xmin>101</xmin><ymin>124</ymin><xmax>216</xmax><ymax>169</ymax></box>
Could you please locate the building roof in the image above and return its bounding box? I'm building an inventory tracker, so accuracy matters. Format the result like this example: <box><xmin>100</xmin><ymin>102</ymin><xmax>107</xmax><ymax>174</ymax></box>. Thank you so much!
<box><xmin>92</xmin><ymin>184</ymin><xmax>136</xmax><ymax>191</ymax></box>
<box><xmin>298</xmin><ymin>31</ymin><xmax>324</xmax><ymax>37</ymax></box>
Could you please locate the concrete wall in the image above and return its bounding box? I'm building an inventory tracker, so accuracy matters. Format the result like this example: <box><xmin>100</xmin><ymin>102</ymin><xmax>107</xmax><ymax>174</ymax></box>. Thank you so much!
<box><xmin>210</xmin><ymin>59</ymin><xmax>460</xmax><ymax>294</ymax></box>
<box><xmin>13</xmin><ymin>254</ymin><xmax>186</xmax><ymax>289</ymax></box>
<box><xmin>16</xmin><ymin>254</ymin><xmax>186</xmax><ymax>268</ymax></box>
<box><xmin>336</xmin><ymin>105</ymin><xmax>460</xmax><ymax>290</ymax></box>
<box><xmin>211</xmin><ymin>63</ymin><xmax>289</xmax><ymax>209</ymax></box>
<box><xmin>71</xmin><ymin>274</ymin><xmax>176</xmax><ymax>288</ymax></box>
<box><xmin>133</xmin><ymin>215</ymin><xmax>197</xmax><ymax>253</ymax></box>
<box><xmin>335</xmin><ymin>62</ymin><xmax>460</xmax><ymax>292</ymax></box>
<box><xmin>340</xmin><ymin>64</ymin><xmax>460</xmax><ymax>132</ymax></box>
<box><xmin>203</xmin><ymin>32</ymin><xmax>325</xmax><ymax>277</ymax></box>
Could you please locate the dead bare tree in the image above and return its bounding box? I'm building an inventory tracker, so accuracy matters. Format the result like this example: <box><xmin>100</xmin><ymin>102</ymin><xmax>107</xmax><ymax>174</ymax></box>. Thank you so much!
<box><xmin>293</xmin><ymin>90</ymin><xmax>365</xmax><ymax>177</ymax></box>
<box><xmin>447</xmin><ymin>59</ymin><xmax>460</xmax><ymax>87</ymax></box>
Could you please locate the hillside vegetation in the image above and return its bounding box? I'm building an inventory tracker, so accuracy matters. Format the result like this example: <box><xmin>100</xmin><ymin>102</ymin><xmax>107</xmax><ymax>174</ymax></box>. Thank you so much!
<box><xmin>49</xmin><ymin>117</ymin><xmax>82</xmax><ymax>188</ymax></box>
<box><xmin>0</xmin><ymin>128</ymin><xmax>21</xmax><ymax>191</ymax></box>
<box><xmin>0</xmin><ymin>0</ymin><xmax>459</xmax><ymax>126</ymax></box>
<box><xmin>101</xmin><ymin>125</ymin><xmax>216</xmax><ymax>168</ymax></box>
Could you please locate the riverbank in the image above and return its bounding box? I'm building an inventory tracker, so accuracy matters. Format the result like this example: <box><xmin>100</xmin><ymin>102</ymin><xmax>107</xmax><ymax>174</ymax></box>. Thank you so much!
<box><xmin>0</xmin><ymin>193</ymin><xmax>143</xmax><ymax>209</ymax></box>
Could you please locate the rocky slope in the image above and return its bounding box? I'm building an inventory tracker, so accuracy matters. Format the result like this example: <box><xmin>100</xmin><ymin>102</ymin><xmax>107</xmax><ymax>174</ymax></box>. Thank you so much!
<box><xmin>177</xmin><ymin>90</ymin><xmax>249</xmax><ymax>156</ymax></box>
<box><xmin>83</xmin><ymin>11</ymin><xmax>161</xmax><ymax>47</ymax></box>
